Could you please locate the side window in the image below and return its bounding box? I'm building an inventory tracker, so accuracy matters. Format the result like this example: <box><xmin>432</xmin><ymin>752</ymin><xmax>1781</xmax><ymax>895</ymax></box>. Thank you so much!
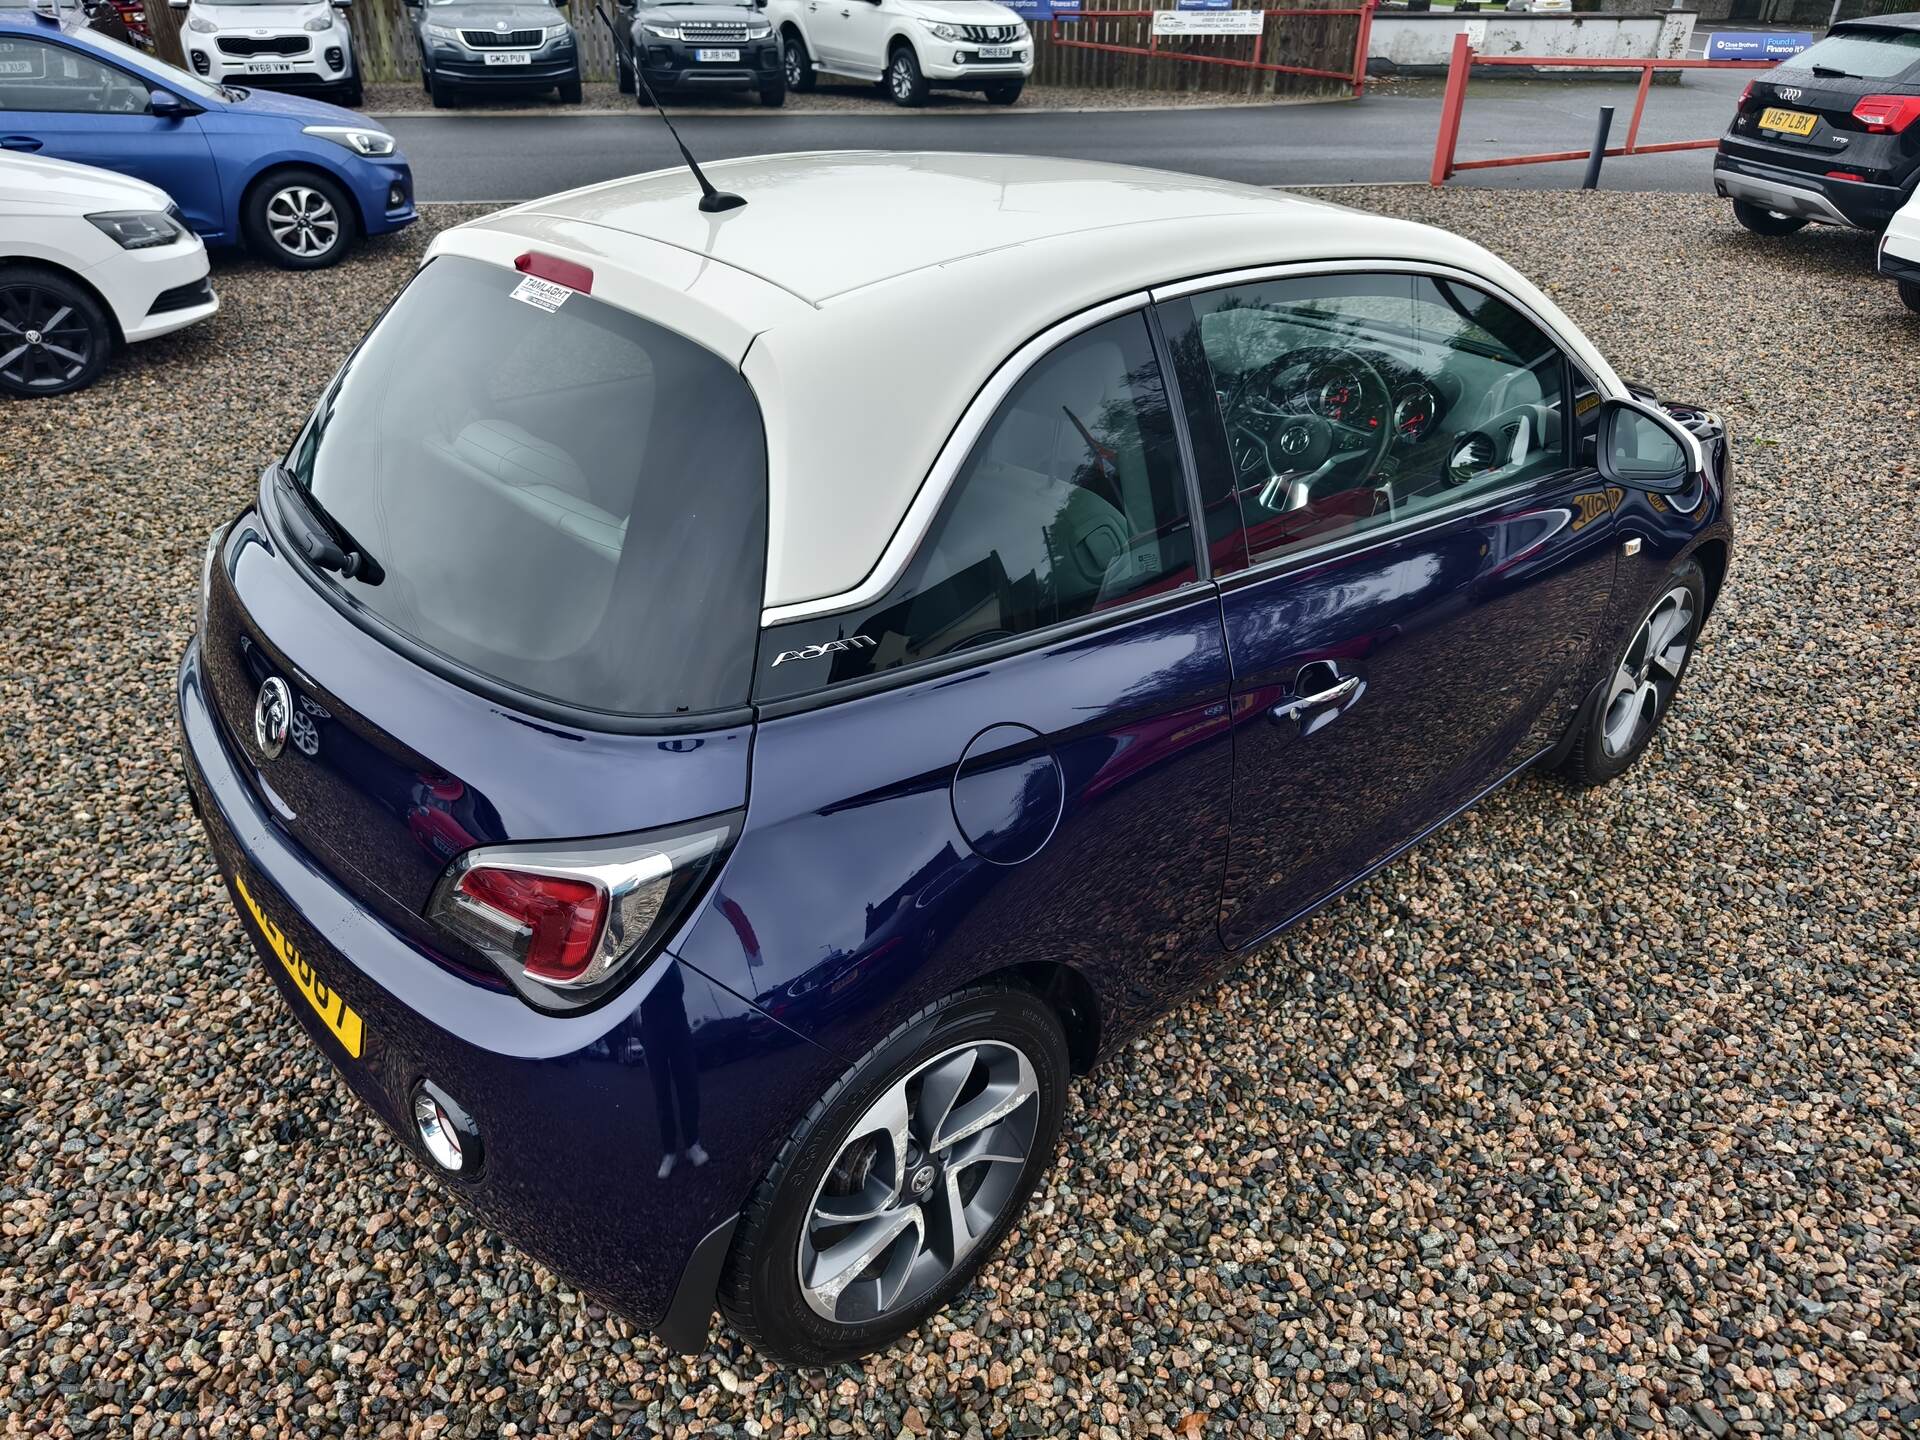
<box><xmin>757</xmin><ymin>311</ymin><xmax>1197</xmax><ymax>698</ymax></box>
<box><xmin>0</xmin><ymin>38</ymin><xmax>152</xmax><ymax>114</ymax></box>
<box><xmin>1183</xmin><ymin>272</ymin><xmax>1573</xmax><ymax>569</ymax></box>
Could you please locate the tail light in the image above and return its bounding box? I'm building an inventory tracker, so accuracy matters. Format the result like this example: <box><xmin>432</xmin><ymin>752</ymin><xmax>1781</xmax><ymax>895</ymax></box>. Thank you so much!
<box><xmin>427</xmin><ymin>812</ymin><xmax>739</xmax><ymax>1007</ymax></box>
<box><xmin>1739</xmin><ymin>80</ymin><xmax>1754</xmax><ymax>106</ymax></box>
<box><xmin>1852</xmin><ymin>94</ymin><xmax>1920</xmax><ymax>134</ymax></box>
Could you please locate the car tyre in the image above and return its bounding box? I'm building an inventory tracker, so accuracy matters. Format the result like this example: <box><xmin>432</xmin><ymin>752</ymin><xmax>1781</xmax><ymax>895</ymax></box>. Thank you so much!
<box><xmin>758</xmin><ymin>74</ymin><xmax>786</xmax><ymax>107</ymax></box>
<box><xmin>420</xmin><ymin>61</ymin><xmax>432</xmax><ymax>94</ymax></box>
<box><xmin>782</xmin><ymin>32</ymin><xmax>815</xmax><ymax>92</ymax></box>
<box><xmin>886</xmin><ymin>44</ymin><xmax>928</xmax><ymax>107</ymax></box>
<box><xmin>1900</xmin><ymin>280</ymin><xmax>1920</xmax><ymax>314</ymax></box>
<box><xmin>1558</xmin><ymin>557</ymin><xmax>1707</xmax><ymax>789</ymax></box>
<box><xmin>1731</xmin><ymin>200</ymin><xmax>1807</xmax><ymax>237</ymax></box>
<box><xmin>0</xmin><ymin>264</ymin><xmax>112</xmax><ymax>399</ymax></box>
<box><xmin>558</xmin><ymin>71</ymin><xmax>583</xmax><ymax>104</ymax></box>
<box><xmin>718</xmin><ymin>984</ymin><xmax>1069</xmax><ymax>1366</ymax></box>
<box><xmin>429</xmin><ymin>69</ymin><xmax>456</xmax><ymax>107</ymax></box>
<box><xmin>340</xmin><ymin>75</ymin><xmax>363</xmax><ymax>107</ymax></box>
<box><xmin>616</xmin><ymin>56</ymin><xmax>635</xmax><ymax>93</ymax></box>
<box><xmin>983</xmin><ymin>78</ymin><xmax>1022</xmax><ymax>105</ymax></box>
<box><xmin>243</xmin><ymin>170</ymin><xmax>357</xmax><ymax>271</ymax></box>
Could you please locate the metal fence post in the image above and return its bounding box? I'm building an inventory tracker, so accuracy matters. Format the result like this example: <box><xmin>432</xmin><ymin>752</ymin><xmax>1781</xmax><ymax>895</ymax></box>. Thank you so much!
<box><xmin>1350</xmin><ymin>0</ymin><xmax>1376</xmax><ymax>98</ymax></box>
<box><xmin>1428</xmin><ymin>30</ymin><xmax>1472</xmax><ymax>186</ymax></box>
<box><xmin>1582</xmin><ymin>104</ymin><xmax>1615</xmax><ymax>189</ymax></box>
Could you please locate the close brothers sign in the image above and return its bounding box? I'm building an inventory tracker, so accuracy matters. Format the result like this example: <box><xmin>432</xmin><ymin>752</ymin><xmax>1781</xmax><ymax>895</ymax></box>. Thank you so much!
<box><xmin>1701</xmin><ymin>31</ymin><xmax>1813</xmax><ymax>61</ymax></box>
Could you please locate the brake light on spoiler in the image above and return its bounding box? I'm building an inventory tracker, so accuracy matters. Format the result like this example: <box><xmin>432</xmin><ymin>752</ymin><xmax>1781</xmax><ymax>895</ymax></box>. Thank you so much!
<box><xmin>514</xmin><ymin>251</ymin><xmax>595</xmax><ymax>294</ymax></box>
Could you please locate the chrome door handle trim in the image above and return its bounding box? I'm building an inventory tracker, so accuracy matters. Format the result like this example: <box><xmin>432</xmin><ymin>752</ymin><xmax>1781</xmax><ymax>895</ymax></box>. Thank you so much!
<box><xmin>1270</xmin><ymin>675</ymin><xmax>1359</xmax><ymax>723</ymax></box>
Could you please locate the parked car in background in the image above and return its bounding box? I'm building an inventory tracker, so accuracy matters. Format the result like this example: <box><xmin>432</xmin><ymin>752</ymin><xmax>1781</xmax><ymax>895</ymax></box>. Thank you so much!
<box><xmin>768</xmin><ymin>0</ymin><xmax>1030</xmax><ymax>106</ymax></box>
<box><xmin>1713</xmin><ymin>13</ymin><xmax>1920</xmax><ymax>237</ymax></box>
<box><xmin>169</xmin><ymin>0</ymin><xmax>361</xmax><ymax>106</ymax></box>
<box><xmin>178</xmin><ymin>151</ymin><xmax>1734</xmax><ymax>1365</ymax></box>
<box><xmin>1880</xmin><ymin>186</ymin><xmax>1920</xmax><ymax>310</ymax></box>
<box><xmin>407</xmin><ymin>0</ymin><xmax>581</xmax><ymax>108</ymax></box>
<box><xmin>613</xmin><ymin>0</ymin><xmax>781</xmax><ymax>107</ymax></box>
<box><xmin>0</xmin><ymin>150</ymin><xmax>215</xmax><ymax>396</ymax></box>
<box><xmin>0</xmin><ymin>9</ymin><xmax>412</xmax><ymax>267</ymax></box>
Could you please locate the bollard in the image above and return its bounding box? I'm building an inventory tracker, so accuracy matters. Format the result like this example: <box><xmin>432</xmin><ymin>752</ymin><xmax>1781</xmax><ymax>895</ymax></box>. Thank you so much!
<box><xmin>1582</xmin><ymin>105</ymin><xmax>1615</xmax><ymax>190</ymax></box>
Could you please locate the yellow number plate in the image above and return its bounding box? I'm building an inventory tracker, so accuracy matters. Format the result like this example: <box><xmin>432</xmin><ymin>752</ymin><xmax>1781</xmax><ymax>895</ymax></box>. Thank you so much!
<box><xmin>235</xmin><ymin>875</ymin><xmax>365</xmax><ymax>1058</ymax></box>
<box><xmin>1759</xmin><ymin>107</ymin><xmax>1818</xmax><ymax>137</ymax></box>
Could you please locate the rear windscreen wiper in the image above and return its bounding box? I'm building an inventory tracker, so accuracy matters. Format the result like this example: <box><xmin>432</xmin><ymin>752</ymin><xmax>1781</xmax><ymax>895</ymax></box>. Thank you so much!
<box><xmin>1808</xmin><ymin>65</ymin><xmax>1855</xmax><ymax>78</ymax></box>
<box><xmin>269</xmin><ymin>462</ymin><xmax>385</xmax><ymax>585</ymax></box>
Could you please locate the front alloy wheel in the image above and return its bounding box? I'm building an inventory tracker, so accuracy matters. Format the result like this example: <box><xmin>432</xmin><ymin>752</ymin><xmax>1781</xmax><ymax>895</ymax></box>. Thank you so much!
<box><xmin>244</xmin><ymin>172</ymin><xmax>356</xmax><ymax>270</ymax></box>
<box><xmin>887</xmin><ymin>46</ymin><xmax>928</xmax><ymax>107</ymax></box>
<box><xmin>719</xmin><ymin>985</ymin><xmax>1068</xmax><ymax>1364</ymax></box>
<box><xmin>0</xmin><ymin>269</ymin><xmax>111</xmax><ymax>398</ymax></box>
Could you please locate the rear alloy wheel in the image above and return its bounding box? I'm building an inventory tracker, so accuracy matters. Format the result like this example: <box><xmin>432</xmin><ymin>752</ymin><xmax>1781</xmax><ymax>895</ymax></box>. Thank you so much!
<box><xmin>245</xmin><ymin>173</ymin><xmax>355</xmax><ymax>270</ymax></box>
<box><xmin>783</xmin><ymin>33</ymin><xmax>815</xmax><ymax>91</ymax></box>
<box><xmin>887</xmin><ymin>45</ymin><xmax>928</xmax><ymax>107</ymax></box>
<box><xmin>720</xmin><ymin>986</ymin><xmax>1068</xmax><ymax>1365</ymax></box>
<box><xmin>1900</xmin><ymin>280</ymin><xmax>1920</xmax><ymax>315</ymax></box>
<box><xmin>1559</xmin><ymin>559</ymin><xmax>1706</xmax><ymax>788</ymax></box>
<box><xmin>0</xmin><ymin>266</ymin><xmax>111</xmax><ymax>399</ymax></box>
<box><xmin>1731</xmin><ymin>199</ymin><xmax>1808</xmax><ymax>237</ymax></box>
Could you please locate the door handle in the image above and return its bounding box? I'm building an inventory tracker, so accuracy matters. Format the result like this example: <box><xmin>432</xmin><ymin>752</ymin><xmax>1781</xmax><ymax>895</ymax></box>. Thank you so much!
<box><xmin>1270</xmin><ymin>674</ymin><xmax>1359</xmax><ymax>724</ymax></box>
<box><xmin>1</xmin><ymin>137</ymin><xmax>43</xmax><ymax>152</ymax></box>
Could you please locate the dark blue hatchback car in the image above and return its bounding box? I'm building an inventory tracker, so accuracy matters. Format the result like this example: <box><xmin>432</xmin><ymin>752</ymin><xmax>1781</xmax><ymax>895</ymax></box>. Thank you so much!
<box><xmin>0</xmin><ymin>10</ymin><xmax>412</xmax><ymax>267</ymax></box>
<box><xmin>178</xmin><ymin>153</ymin><xmax>1734</xmax><ymax>1364</ymax></box>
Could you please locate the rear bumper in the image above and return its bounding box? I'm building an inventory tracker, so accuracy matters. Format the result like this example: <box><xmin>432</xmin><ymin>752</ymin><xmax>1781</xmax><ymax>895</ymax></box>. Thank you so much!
<box><xmin>1712</xmin><ymin>148</ymin><xmax>1907</xmax><ymax>230</ymax></box>
<box><xmin>176</xmin><ymin>637</ymin><xmax>830</xmax><ymax>1346</ymax></box>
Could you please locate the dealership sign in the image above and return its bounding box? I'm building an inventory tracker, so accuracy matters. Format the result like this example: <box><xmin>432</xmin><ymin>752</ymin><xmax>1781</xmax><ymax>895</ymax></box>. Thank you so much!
<box><xmin>1153</xmin><ymin>9</ymin><xmax>1264</xmax><ymax>35</ymax></box>
<box><xmin>1702</xmin><ymin>31</ymin><xmax>1813</xmax><ymax>61</ymax></box>
<box><xmin>1176</xmin><ymin>0</ymin><xmax>1236</xmax><ymax>10</ymax></box>
<box><xmin>1001</xmin><ymin>0</ymin><xmax>1079</xmax><ymax>17</ymax></box>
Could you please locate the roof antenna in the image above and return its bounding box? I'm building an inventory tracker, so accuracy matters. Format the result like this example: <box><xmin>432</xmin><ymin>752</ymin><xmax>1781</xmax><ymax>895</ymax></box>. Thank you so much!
<box><xmin>595</xmin><ymin>2</ymin><xmax>746</xmax><ymax>213</ymax></box>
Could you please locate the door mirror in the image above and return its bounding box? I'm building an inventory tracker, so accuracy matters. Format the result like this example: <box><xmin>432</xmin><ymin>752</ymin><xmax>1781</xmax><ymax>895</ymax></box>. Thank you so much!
<box><xmin>1595</xmin><ymin>397</ymin><xmax>1698</xmax><ymax>493</ymax></box>
<box><xmin>148</xmin><ymin>87</ymin><xmax>197</xmax><ymax>117</ymax></box>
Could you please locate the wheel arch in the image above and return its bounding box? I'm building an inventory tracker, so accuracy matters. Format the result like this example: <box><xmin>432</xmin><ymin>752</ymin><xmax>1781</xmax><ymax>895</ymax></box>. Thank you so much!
<box><xmin>1691</xmin><ymin>535</ymin><xmax>1729</xmax><ymax>622</ymax></box>
<box><xmin>887</xmin><ymin>30</ymin><xmax>917</xmax><ymax>57</ymax></box>
<box><xmin>239</xmin><ymin>161</ymin><xmax>368</xmax><ymax>238</ymax></box>
<box><xmin>974</xmin><ymin>959</ymin><xmax>1102</xmax><ymax>1075</ymax></box>
<box><xmin>0</xmin><ymin>255</ymin><xmax>124</xmax><ymax>348</ymax></box>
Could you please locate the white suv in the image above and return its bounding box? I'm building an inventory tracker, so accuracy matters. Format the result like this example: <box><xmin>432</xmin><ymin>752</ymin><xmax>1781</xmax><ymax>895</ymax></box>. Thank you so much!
<box><xmin>171</xmin><ymin>0</ymin><xmax>362</xmax><ymax>107</ymax></box>
<box><xmin>767</xmin><ymin>0</ymin><xmax>1031</xmax><ymax>106</ymax></box>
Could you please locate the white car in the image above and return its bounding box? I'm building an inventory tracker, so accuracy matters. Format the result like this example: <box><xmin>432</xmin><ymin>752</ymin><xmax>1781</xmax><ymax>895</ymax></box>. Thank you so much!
<box><xmin>171</xmin><ymin>0</ymin><xmax>362</xmax><ymax>107</ymax></box>
<box><xmin>767</xmin><ymin>0</ymin><xmax>1031</xmax><ymax>106</ymax></box>
<box><xmin>0</xmin><ymin>152</ymin><xmax>218</xmax><ymax>398</ymax></box>
<box><xmin>1881</xmin><ymin>189</ymin><xmax>1920</xmax><ymax>314</ymax></box>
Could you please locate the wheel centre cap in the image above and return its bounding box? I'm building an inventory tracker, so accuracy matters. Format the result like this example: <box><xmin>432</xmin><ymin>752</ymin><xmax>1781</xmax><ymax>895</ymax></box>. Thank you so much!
<box><xmin>908</xmin><ymin>1162</ymin><xmax>938</xmax><ymax>1198</ymax></box>
<box><xmin>24</xmin><ymin>328</ymin><xmax>42</xmax><ymax>345</ymax></box>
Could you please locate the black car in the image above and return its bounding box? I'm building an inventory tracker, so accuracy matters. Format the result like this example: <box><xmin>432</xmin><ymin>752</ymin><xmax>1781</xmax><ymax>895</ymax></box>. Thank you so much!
<box><xmin>1714</xmin><ymin>14</ymin><xmax>1920</xmax><ymax>236</ymax></box>
<box><xmin>614</xmin><ymin>0</ymin><xmax>783</xmax><ymax>106</ymax></box>
<box><xmin>406</xmin><ymin>0</ymin><xmax>583</xmax><ymax>107</ymax></box>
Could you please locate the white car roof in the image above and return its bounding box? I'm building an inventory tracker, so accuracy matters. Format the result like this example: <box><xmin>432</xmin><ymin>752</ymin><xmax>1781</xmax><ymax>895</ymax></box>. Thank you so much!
<box><xmin>0</xmin><ymin>151</ymin><xmax>172</xmax><ymax>214</ymax></box>
<box><xmin>433</xmin><ymin>151</ymin><xmax>1623</xmax><ymax>614</ymax></box>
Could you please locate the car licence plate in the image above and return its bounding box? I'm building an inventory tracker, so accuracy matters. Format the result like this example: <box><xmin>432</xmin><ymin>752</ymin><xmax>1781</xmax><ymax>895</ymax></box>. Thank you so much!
<box><xmin>247</xmin><ymin>61</ymin><xmax>295</xmax><ymax>73</ymax></box>
<box><xmin>695</xmin><ymin>48</ymin><xmax>741</xmax><ymax>61</ymax></box>
<box><xmin>235</xmin><ymin>874</ymin><xmax>365</xmax><ymax>1059</ymax></box>
<box><xmin>1758</xmin><ymin>106</ymin><xmax>1818</xmax><ymax>137</ymax></box>
<box><xmin>483</xmin><ymin>50</ymin><xmax>532</xmax><ymax>65</ymax></box>
<box><xmin>977</xmin><ymin>45</ymin><xmax>1014</xmax><ymax>58</ymax></box>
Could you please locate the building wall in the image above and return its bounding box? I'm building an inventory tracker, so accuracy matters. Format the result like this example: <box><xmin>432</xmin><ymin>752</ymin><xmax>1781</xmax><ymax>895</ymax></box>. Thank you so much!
<box><xmin>1369</xmin><ymin>10</ymin><xmax>1699</xmax><ymax>70</ymax></box>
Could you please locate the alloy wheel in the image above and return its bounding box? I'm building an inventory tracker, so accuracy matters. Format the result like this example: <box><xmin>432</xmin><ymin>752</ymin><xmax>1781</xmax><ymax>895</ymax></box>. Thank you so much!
<box><xmin>1601</xmin><ymin>584</ymin><xmax>1696</xmax><ymax>758</ymax></box>
<box><xmin>784</xmin><ymin>40</ymin><xmax>803</xmax><ymax>89</ymax></box>
<box><xmin>889</xmin><ymin>55</ymin><xmax>912</xmax><ymax>102</ymax></box>
<box><xmin>798</xmin><ymin>1040</ymin><xmax>1039</xmax><ymax>1324</ymax></box>
<box><xmin>265</xmin><ymin>186</ymin><xmax>341</xmax><ymax>260</ymax></box>
<box><xmin>0</xmin><ymin>283</ymin><xmax>98</xmax><ymax>393</ymax></box>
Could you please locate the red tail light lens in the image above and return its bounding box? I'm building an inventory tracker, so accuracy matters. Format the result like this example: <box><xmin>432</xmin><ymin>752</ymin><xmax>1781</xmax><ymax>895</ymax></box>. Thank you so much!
<box><xmin>456</xmin><ymin>867</ymin><xmax>605</xmax><ymax>983</ymax></box>
<box><xmin>513</xmin><ymin>251</ymin><xmax>594</xmax><ymax>293</ymax></box>
<box><xmin>1739</xmin><ymin>80</ymin><xmax>1754</xmax><ymax>105</ymax></box>
<box><xmin>1852</xmin><ymin>94</ymin><xmax>1920</xmax><ymax>134</ymax></box>
<box><xmin>426</xmin><ymin>813</ymin><xmax>741</xmax><ymax>1006</ymax></box>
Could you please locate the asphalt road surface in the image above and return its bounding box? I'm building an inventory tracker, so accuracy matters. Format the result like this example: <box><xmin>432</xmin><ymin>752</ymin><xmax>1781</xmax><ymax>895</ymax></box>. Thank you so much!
<box><xmin>391</xmin><ymin>71</ymin><xmax>1750</xmax><ymax>203</ymax></box>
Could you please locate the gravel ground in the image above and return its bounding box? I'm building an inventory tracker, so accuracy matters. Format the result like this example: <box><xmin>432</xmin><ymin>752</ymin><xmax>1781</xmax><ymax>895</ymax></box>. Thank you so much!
<box><xmin>359</xmin><ymin>77</ymin><xmax>1298</xmax><ymax>116</ymax></box>
<box><xmin>3</xmin><ymin>189</ymin><xmax>1918</xmax><ymax>1438</ymax></box>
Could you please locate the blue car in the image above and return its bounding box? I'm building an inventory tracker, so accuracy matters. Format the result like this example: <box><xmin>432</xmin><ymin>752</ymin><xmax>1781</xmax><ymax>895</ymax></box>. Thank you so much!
<box><xmin>178</xmin><ymin>153</ymin><xmax>1734</xmax><ymax>1363</ymax></box>
<box><xmin>0</xmin><ymin>9</ymin><xmax>412</xmax><ymax>267</ymax></box>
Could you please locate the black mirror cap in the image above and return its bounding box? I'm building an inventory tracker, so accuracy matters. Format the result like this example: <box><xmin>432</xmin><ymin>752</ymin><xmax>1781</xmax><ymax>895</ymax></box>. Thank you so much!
<box><xmin>147</xmin><ymin>88</ymin><xmax>199</xmax><ymax>117</ymax></box>
<box><xmin>1595</xmin><ymin>396</ymin><xmax>1699</xmax><ymax>495</ymax></box>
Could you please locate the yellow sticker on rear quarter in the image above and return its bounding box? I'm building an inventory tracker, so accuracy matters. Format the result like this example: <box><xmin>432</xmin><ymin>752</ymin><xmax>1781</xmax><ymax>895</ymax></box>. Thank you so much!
<box><xmin>234</xmin><ymin>875</ymin><xmax>365</xmax><ymax>1059</ymax></box>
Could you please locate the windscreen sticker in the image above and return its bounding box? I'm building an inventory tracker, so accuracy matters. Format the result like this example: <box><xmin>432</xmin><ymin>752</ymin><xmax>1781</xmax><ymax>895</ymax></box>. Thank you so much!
<box><xmin>510</xmin><ymin>275</ymin><xmax>573</xmax><ymax>313</ymax></box>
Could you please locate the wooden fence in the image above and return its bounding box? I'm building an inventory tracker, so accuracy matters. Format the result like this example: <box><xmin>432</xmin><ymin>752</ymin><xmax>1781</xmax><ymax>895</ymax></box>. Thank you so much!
<box><xmin>148</xmin><ymin>0</ymin><xmax>1363</xmax><ymax>96</ymax></box>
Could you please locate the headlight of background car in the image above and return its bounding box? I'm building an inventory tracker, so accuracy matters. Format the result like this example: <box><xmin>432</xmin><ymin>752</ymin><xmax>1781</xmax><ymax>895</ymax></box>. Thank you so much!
<box><xmin>302</xmin><ymin>125</ymin><xmax>397</xmax><ymax>157</ymax></box>
<box><xmin>424</xmin><ymin>21</ymin><xmax>461</xmax><ymax>41</ymax></box>
<box><xmin>745</xmin><ymin>21</ymin><xmax>771</xmax><ymax>38</ymax></box>
<box><xmin>546</xmin><ymin>22</ymin><xmax>573</xmax><ymax>40</ymax></box>
<box><xmin>85</xmin><ymin>210</ymin><xmax>185</xmax><ymax>250</ymax></box>
<box><xmin>641</xmin><ymin>22</ymin><xmax>681</xmax><ymax>38</ymax></box>
<box><xmin>303</xmin><ymin>14</ymin><xmax>332</xmax><ymax>30</ymax></box>
<box><xmin>186</xmin><ymin>13</ymin><xmax>218</xmax><ymax>31</ymax></box>
<box><xmin>928</xmin><ymin>21</ymin><xmax>962</xmax><ymax>39</ymax></box>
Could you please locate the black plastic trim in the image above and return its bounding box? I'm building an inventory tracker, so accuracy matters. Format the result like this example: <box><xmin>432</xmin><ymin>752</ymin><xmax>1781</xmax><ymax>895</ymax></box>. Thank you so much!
<box><xmin>656</xmin><ymin>1213</ymin><xmax>737</xmax><ymax>1353</ymax></box>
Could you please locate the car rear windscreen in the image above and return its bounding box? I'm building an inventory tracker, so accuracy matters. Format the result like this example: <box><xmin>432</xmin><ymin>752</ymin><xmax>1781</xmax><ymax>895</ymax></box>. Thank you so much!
<box><xmin>1778</xmin><ymin>28</ymin><xmax>1920</xmax><ymax>81</ymax></box>
<box><xmin>285</xmin><ymin>254</ymin><xmax>767</xmax><ymax>718</ymax></box>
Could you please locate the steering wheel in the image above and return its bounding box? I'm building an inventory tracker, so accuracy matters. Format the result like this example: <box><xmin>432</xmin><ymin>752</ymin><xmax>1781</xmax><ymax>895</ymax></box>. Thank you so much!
<box><xmin>1222</xmin><ymin>345</ymin><xmax>1395</xmax><ymax>507</ymax></box>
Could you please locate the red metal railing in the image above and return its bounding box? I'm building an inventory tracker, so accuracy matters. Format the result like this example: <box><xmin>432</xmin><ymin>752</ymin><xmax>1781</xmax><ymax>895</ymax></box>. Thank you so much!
<box><xmin>1429</xmin><ymin>33</ymin><xmax>1772</xmax><ymax>185</ymax></box>
<box><xmin>1049</xmin><ymin>3</ymin><xmax>1378</xmax><ymax>99</ymax></box>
